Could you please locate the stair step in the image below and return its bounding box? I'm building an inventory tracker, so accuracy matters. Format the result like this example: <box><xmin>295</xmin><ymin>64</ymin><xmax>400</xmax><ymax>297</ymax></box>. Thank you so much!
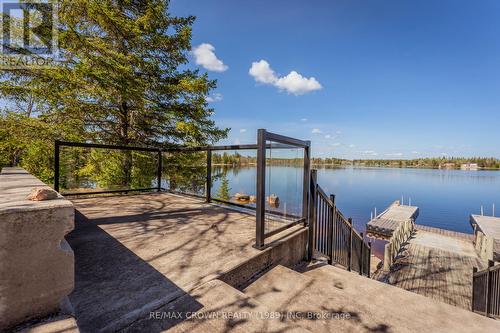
<box><xmin>126</xmin><ymin>279</ymin><xmax>311</xmax><ymax>333</ymax></box>
<box><xmin>183</xmin><ymin>279</ymin><xmax>310</xmax><ymax>333</ymax></box>
<box><xmin>244</xmin><ymin>264</ymin><xmax>500</xmax><ymax>333</ymax></box>
<box><xmin>243</xmin><ymin>265</ymin><xmax>313</xmax><ymax>309</ymax></box>
<box><xmin>11</xmin><ymin>315</ymin><xmax>78</xmax><ymax>333</ymax></box>
<box><xmin>244</xmin><ymin>265</ymin><xmax>357</xmax><ymax>332</ymax></box>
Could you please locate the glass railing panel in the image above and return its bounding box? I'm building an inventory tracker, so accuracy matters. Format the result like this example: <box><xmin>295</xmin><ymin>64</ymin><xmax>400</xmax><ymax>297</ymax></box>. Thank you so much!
<box><xmin>264</xmin><ymin>141</ymin><xmax>305</xmax><ymax>235</ymax></box>
<box><xmin>59</xmin><ymin>146</ymin><xmax>157</xmax><ymax>194</ymax></box>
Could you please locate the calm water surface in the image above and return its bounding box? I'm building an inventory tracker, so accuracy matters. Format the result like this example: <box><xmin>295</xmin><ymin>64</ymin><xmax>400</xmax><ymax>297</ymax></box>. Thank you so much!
<box><xmin>213</xmin><ymin>166</ymin><xmax>500</xmax><ymax>235</ymax></box>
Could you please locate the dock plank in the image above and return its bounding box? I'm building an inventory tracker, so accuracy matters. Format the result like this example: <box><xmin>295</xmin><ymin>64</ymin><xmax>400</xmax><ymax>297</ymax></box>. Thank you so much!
<box><xmin>366</xmin><ymin>202</ymin><xmax>419</xmax><ymax>239</ymax></box>
<box><xmin>375</xmin><ymin>228</ymin><xmax>486</xmax><ymax>310</ymax></box>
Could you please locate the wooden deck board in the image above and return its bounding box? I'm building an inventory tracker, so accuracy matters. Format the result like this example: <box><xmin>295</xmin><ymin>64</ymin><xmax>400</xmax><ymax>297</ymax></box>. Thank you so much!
<box><xmin>415</xmin><ymin>224</ymin><xmax>474</xmax><ymax>241</ymax></box>
<box><xmin>366</xmin><ymin>202</ymin><xmax>419</xmax><ymax>239</ymax></box>
<box><xmin>376</xmin><ymin>228</ymin><xmax>486</xmax><ymax>310</ymax></box>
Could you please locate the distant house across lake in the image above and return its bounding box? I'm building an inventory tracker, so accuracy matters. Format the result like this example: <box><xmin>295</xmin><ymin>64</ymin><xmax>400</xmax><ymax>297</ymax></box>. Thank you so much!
<box><xmin>439</xmin><ymin>162</ymin><xmax>456</xmax><ymax>170</ymax></box>
<box><xmin>461</xmin><ymin>163</ymin><xmax>479</xmax><ymax>170</ymax></box>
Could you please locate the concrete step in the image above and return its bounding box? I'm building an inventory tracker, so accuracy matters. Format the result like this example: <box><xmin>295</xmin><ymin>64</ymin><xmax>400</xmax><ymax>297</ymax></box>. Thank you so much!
<box><xmin>12</xmin><ymin>315</ymin><xmax>78</xmax><ymax>333</ymax></box>
<box><xmin>244</xmin><ymin>264</ymin><xmax>358</xmax><ymax>332</ymax></box>
<box><xmin>244</xmin><ymin>264</ymin><xmax>500</xmax><ymax>333</ymax></box>
<box><xmin>125</xmin><ymin>279</ymin><xmax>311</xmax><ymax>333</ymax></box>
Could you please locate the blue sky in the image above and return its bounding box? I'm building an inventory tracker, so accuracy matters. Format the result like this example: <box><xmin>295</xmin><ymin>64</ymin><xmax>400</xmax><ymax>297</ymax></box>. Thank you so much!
<box><xmin>170</xmin><ymin>0</ymin><xmax>500</xmax><ymax>159</ymax></box>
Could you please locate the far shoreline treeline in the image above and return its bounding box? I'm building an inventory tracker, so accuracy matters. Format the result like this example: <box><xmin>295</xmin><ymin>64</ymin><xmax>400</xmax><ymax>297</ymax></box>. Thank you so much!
<box><xmin>212</xmin><ymin>153</ymin><xmax>500</xmax><ymax>170</ymax></box>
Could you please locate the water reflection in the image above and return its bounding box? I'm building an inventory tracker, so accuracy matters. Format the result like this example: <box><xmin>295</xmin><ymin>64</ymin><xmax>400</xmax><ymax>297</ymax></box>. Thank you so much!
<box><xmin>212</xmin><ymin>166</ymin><xmax>500</xmax><ymax>236</ymax></box>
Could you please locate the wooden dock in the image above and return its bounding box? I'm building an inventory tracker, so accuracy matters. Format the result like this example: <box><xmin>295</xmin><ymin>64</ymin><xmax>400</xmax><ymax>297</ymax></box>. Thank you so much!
<box><xmin>366</xmin><ymin>200</ymin><xmax>419</xmax><ymax>240</ymax></box>
<box><xmin>374</xmin><ymin>225</ymin><xmax>486</xmax><ymax>310</ymax></box>
<box><xmin>470</xmin><ymin>214</ymin><xmax>500</xmax><ymax>261</ymax></box>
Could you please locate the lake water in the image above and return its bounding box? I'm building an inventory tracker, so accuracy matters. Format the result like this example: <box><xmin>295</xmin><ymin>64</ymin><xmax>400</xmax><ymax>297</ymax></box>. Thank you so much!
<box><xmin>212</xmin><ymin>166</ymin><xmax>500</xmax><ymax>235</ymax></box>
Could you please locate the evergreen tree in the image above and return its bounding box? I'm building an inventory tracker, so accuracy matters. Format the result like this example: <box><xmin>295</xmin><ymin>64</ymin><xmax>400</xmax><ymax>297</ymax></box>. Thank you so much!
<box><xmin>216</xmin><ymin>173</ymin><xmax>231</xmax><ymax>201</ymax></box>
<box><xmin>0</xmin><ymin>0</ymin><xmax>228</xmax><ymax>184</ymax></box>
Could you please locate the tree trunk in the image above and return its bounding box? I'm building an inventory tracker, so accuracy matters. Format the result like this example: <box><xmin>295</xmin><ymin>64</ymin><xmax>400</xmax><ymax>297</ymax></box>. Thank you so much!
<box><xmin>119</xmin><ymin>101</ymin><xmax>132</xmax><ymax>187</ymax></box>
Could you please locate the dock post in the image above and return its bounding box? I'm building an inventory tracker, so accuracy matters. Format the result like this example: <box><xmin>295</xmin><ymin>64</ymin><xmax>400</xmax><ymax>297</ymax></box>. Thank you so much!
<box><xmin>348</xmin><ymin>217</ymin><xmax>353</xmax><ymax>271</ymax></box>
<box><xmin>383</xmin><ymin>243</ymin><xmax>391</xmax><ymax>271</ymax></box>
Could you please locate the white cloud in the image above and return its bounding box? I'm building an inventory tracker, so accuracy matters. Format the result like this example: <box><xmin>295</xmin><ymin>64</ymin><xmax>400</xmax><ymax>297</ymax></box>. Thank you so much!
<box><xmin>300</xmin><ymin>118</ymin><xmax>308</xmax><ymax>122</ymax></box>
<box><xmin>331</xmin><ymin>143</ymin><xmax>341</xmax><ymax>147</ymax></box>
<box><xmin>249</xmin><ymin>60</ymin><xmax>276</xmax><ymax>84</ymax></box>
<box><xmin>239</xmin><ymin>129</ymin><xmax>247</xmax><ymax>133</ymax></box>
<box><xmin>312</xmin><ymin>128</ymin><xmax>322</xmax><ymax>134</ymax></box>
<box><xmin>193</xmin><ymin>43</ymin><xmax>228</xmax><ymax>72</ymax></box>
<box><xmin>275</xmin><ymin>71</ymin><xmax>322</xmax><ymax>95</ymax></box>
<box><xmin>324</xmin><ymin>134</ymin><xmax>331</xmax><ymax>139</ymax></box>
<box><xmin>249</xmin><ymin>60</ymin><xmax>322</xmax><ymax>95</ymax></box>
<box><xmin>348</xmin><ymin>144</ymin><xmax>356</xmax><ymax>148</ymax></box>
<box><xmin>385</xmin><ymin>153</ymin><xmax>403</xmax><ymax>157</ymax></box>
<box><xmin>412</xmin><ymin>151</ymin><xmax>419</xmax><ymax>154</ymax></box>
<box><xmin>206</xmin><ymin>93</ymin><xmax>223</xmax><ymax>103</ymax></box>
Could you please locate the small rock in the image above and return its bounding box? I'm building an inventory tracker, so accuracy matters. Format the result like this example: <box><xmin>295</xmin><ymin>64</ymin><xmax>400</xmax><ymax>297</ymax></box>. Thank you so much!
<box><xmin>235</xmin><ymin>193</ymin><xmax>250</xmax><ymax>201</ymax></box>
<box><xmin>268</xmin><ymin>194</ymin><xmax>280</xmax><ymax>208</ymax></box>
<box><xmin>27</xmin><ymin>188</ymin><xmax>58</xmax><ymax>201</ymax></box>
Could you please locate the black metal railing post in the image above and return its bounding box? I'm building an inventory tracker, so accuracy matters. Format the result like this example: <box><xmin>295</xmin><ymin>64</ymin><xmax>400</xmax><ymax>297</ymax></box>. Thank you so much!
<box><xmin>486</xmin><ymin>260</ymin><xmax>494</xmax><ymax>317</ymax></box>
<box><xmin>54</xmin><ymin>140</ymin><xmax>60</xmax><ymax>192</ymax></box>
<box><xmin>255</xmin><ymin>129</ymin><xmax>266</xmax><ymax>249</ymax></box>
<box><xmin>368</xmin><ymin>241</ymin><xmax>372</xmax><ymax>278</ymax></box>
<box><xmin>359</xmin><ymin>232</ymin><xmax>364</xmax><ymax>275</ymax></box>
<box><xmin>348</xmin><ymin>217</ymin><xmax>353</xmax><ymax>271</ymax></box>
<box><xmin>328</xmin><ymin>194</ymin><xmax>335</xmax><ymax>265</ymax></box>
<box><xmin>307</xmin><ymin>169</ymin><xmax>318</xmax><ymax>261</ymax></box>
<box><xmin>302</xmin><ymin>142</ymin><xmax>311</xmax><ymax>226</ymax></box>
<box><xmin>206</xmin><ymin>148</ymin><xmax>212</xmax><ymax>203</ymax></box>
<box><xmin>472</xmin><ymin>266</ymin><xmax>478</xmax><ymax>312</ymax></box>
<box><xmin>157</xmin><ymin>149</ymin><xmax>162</xmax><ymax>192</ymax></box>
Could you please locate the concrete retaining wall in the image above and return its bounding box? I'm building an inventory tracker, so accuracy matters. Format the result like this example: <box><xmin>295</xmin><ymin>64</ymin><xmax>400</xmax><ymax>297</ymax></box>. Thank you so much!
<box><xmin>0</xmin><ymin>168</ymin><xmax>75</xmax><ymax>331</ymax></box>
<box><xmin>219</xmin><ymin>227</ymin><xmax>308</xmax><ymax>289</ymax></box>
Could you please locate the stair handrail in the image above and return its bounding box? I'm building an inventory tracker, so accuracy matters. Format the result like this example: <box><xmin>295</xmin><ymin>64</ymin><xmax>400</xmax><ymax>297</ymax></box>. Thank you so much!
<box><xmin>472</xmin><ymin>260</ymin><xmax>500</xmax><ymax>319</ymax></box>
<box><xmin>308</xmin><ymin>169</ymin><xmax>371</xmax><ymax>276</ymax></box>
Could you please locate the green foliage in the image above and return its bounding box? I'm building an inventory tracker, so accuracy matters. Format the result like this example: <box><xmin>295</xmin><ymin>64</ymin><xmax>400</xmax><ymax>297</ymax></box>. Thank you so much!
<box><xmin>216</xmin><ymin>172</ymin><xmax>231</xmax><ymax>201</ymax></box>
<box><xmin>311</xmin><ymin>157</ymin><xmax>500</xmax><ymax>170</ymax></box>
<box><xmin>0</xmin><ymin>1</ymin><xmax>228</xmax><ymax>186</ymax></box>
<box><xmin>212</xmin><ymin>152</ymin><xmax>306</xmax><ymax>166</ymax></box>
<box><xmin>0</xmin><ymin>111</ymin><xmax>85</xmax><ymax>183</ymax></box>
<box><xmin>163</xmin><ymin>151</ymin><xmax>206</xmax><ymax>195</ymax></box>
<box><xmin>70</xmin><ymin>149</ymin><xmax>157</xmax><ymax>190</ymax></box>
<box><xmin>349</xmin><ymin>157</ymin><xmax>500</xmax><ymax>170</ymax></box>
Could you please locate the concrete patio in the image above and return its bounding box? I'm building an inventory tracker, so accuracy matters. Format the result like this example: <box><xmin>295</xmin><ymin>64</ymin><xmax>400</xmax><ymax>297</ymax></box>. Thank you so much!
<box><xmin>66</xmin><ymin>192</ymin><xmax>307</xmax><ymax>332</ymax></box>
